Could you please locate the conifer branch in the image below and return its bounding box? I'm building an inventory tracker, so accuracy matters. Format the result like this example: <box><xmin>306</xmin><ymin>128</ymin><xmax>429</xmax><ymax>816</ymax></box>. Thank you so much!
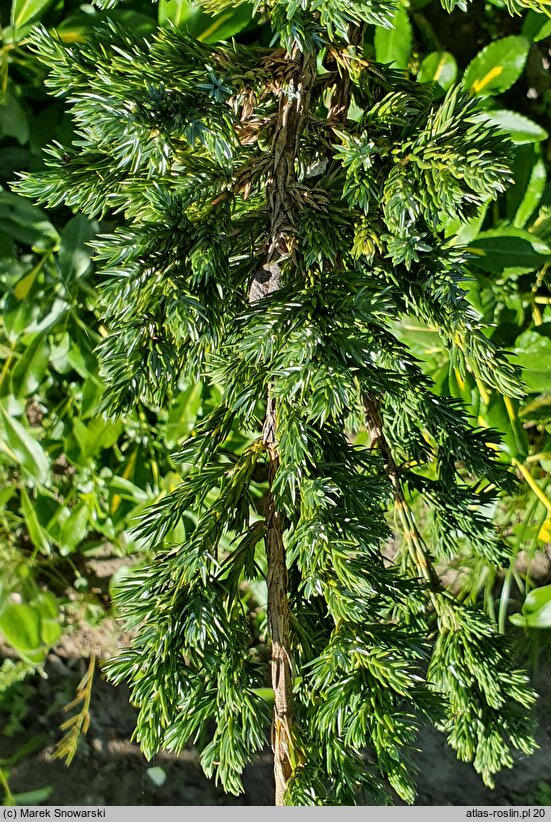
<box><xmin>53</xmin><ymin>655</ymin><xmax>96</xmax><ymax>767</ymax></box>
<box><xmin>363</xmin><ymin>392</ymin><xmax>440</xmax><ymax>588</ymax></box>
<box><xmin>326</xmin><ymin>25</ymin><xmax>365</xmax><ymax>125</ymax></box>
<box><xmin>16</xmin><ymin>6</ymin><xmax>538</xmax><ymax>804</ymax></box>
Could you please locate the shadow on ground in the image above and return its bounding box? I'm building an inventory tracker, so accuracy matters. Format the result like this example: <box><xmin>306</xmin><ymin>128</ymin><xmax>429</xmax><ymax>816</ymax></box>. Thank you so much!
<box><xmin>2</xmin><ymin>651</ymin><xmax>551</xmax><ymax>806</ymax></box>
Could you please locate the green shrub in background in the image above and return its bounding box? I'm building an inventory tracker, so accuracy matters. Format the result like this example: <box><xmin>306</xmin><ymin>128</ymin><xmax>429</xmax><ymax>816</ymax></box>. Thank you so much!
<box><xmin>1</xmin><ymin>0</ymin><xmax>551</xmax><ymax>807</ymax></box>
<box><xmin>393</xmin><ymin>5</ymin><xmax>551</xmax><ymax>627</ymax></box>
<box><xmin>0</xmin><ymin>0</ymin><xmax>214</xmax><ymax>674</ymax></box>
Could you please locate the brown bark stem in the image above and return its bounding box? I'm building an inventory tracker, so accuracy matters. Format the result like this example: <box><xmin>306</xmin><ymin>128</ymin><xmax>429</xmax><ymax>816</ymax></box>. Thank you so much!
<box><xmin>263</xmin><ymin>391</ymin><xmax>294</xmax><ymax>806</ymax></box>
<box><xmin>327</xmin><ymin>25</ymin><xmax>365</xmax><ymax>124</ymax></box>
<box><xmin>248</xmin><ymin>48</ymin><xmax>316</xmax><ymax>805</ymax></box>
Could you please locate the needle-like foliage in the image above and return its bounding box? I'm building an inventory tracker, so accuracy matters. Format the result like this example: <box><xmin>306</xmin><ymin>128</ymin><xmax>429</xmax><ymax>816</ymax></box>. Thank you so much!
<box><xmin>16</xmin><ymin>0</ymin><xmax>543</xmax><ymax>805</ymax></box>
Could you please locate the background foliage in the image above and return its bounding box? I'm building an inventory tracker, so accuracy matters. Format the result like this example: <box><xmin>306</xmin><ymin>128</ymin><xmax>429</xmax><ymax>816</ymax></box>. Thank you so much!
<box><xmin>0</xmin><ymin>0</ymin><xmax>551</xmax><ymax>805</ymax></box>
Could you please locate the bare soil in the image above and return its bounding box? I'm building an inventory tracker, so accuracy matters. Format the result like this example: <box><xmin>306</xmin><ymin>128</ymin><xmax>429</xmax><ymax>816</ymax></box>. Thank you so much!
<box><xmin>2</xmin><ymin>633</ymin><xmax>551</xmax><ymax>807</ymax></box>
<box><xmin>3</xmin><ymin>544</ymin><xmax>551</xmax><ymax>809</ymax></box>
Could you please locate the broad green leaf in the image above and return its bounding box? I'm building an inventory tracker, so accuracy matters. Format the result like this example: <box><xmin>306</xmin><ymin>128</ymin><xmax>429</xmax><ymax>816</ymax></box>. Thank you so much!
<box><xmin>57</xmin><ymin>215</ymin><xmax>96</xmax><ymax>282</ymax></box>
<box><xmin>66</xmin><ymin>341</ymin><xmax>95</xmax><ymax>379</ymax></box>
<box><xmin>11</xmin><ymin>332</ymin><xmax>50</xmax><ymax>397</ymax></box>
<box><xmin>20</xmin><ymin>487</ymin><xmax>50</xmax><ymax>556</ymax></box>
<box><xmin>510</xmin><ymin>584</ymin><xmax>551</xmax><ymax>628</ymax></box>
<box><xmin>10</xmin><ymin>0</ymin><xmax>53</xmax><ymax>30</ymax></box>
<box><xmin>463</xmin><ymin>37</ymin><xmax>529</xmax><ymax>97</ymax></box>
<box><xmin>0</xmin><ymin>603</ymin><xmax>45</xmax><ymax>664</ymax></box>
<box><xmin>39</xmin><ymin>497</ymin><xmax>72</xmax><ymax>551</ymax></box>
<box><xmin>159</xmin><ymin>0</ymin><xmax>254</xmax><ymax>42</ymax></box>
<box><xmin>109</xmin><ymin>475</ymin><xmax>149</xmax><ymax>502</ymax></box>
<box><xmin>81</xmin><ymin>376</ymin><xmax>105</xmax><ymax>419</ymax></box>
<box><xmin>197</xmin><ymin>4</ymin><xmax>254</xmax><ymax>42</ymax></box>
<box><xmin>521</xmin><ymin>10</ymin><xmax>551</xmax><ymax>42</ymax></box>
<box><xmin>35</xmin><ymin>592</ymin><xmax>61</xmax><ymax>647</ymax></box>
<box><xmin>0</xmin><ymin>89</ymin><xmax>29</xmax><ymax>145</ymax></box>
<box><xmin>158</xmin><ymin>0</ymin><xmax>198</xmax><ymax>25</ymax></box>
<box><xmin>0</xmin><ymin>190</ymin><xmax>59</xmax><ymax>252</ymax></box>
<box><xmin>417</xmin><ymin>51</ymin><xmax>457</xmax><ymax>90</ymax></box>
<box><xmin>0</xmin><ymin>230</ymin><xmax>15</xmax><ymax>260</ymax></box>
<box><xmin>445</xmin><ymin>201</ymin><xmax>489</xmax><ymax>244</ymax></box>
<box><xmin>165</xmin><ymin>382</ymin><xmax>203</xmax><ymax>446</ymax></box>
<box><xmin>29</xmin><ymin>104</ymin><xmax>65</xmax><ymax>154</ymax></box>
<box><xmin>478</xmin><ymin>394</ymin><xmax>529</xmax><ymax>459</ymax></box>
<box><xmin>58</xmin><ymin>10</ymin><xmax>156</xmax><ymax>41</ymax></box>
<box><xmin>68</xmin><ymin>417</ymin><xmax>123</xmax><ymax>464</ymax></box>
<box><xmin>0</xmin><ymin>486</ymin><xmax>16</xmax><ymax>508</ymax></box>
<box><xmin>506</xmin><ymin>144</ymin><xmax>546</xmax><ymax>228</ymax></box>
<box><xmin>447</xmin><ymin>368</ymin><xmax>480</xmax><ymax>416</ymax></box>
<box><xmin>467</xmin><ymin>229</ymin><xmax>550</xmax><ymax>274</ymax></box>
<box><xmin>479</xmin><ymin>110</ymin><xmax>548</xmax><ymax>145</ymax></box>
<box><xmin>514</xmin><ymin>152</ymin><xmax>546</xmax><ymax>228</ymax></box>
<box><xmin>34</xmin><ymin>591</ymin><xmax>58</xmax><ymax>621</ymax></box>
<box><xmin>50</xmin><ymin>332</ymin><xmax>71</xmax><ymax>373</ymax></box>
<box><xmin>12</xmin><ymin>788</ymin><xmax>54</xmax><ymax>805</ymax></box>
<box><xmin>252</xmin><ymin>687</ymin><xmax>275</xmax><ymax>703</ymax></box>
<box><xmin>374</xmin><ymin>8</ymin><xmax>412</xmax><ymax>69</ymax></box>
<box><xmin>513</xmin><ymin>327</ymin><xmax>551</xmax><ymax>393</ymax></box>
<box><xmin>0</xmin><ymin>395</ymin><xmax>25</xmax><ymax>417</ymax></box>
<box><xmin>58</xmin><ymin>504</ymin><xmax>90</xmax><ymax>555</ymax></box>
<box><xmin>0</xmin><ymin>591</ymin><xmax>60</xmax><ymax>663</ymax></box>
<box><xmin>2</xmin><ymin>735</ymin><xmax>48</xmax><ymax>767</ymax></box>
<box><xmin>26</xmin><ymin>297</ymin><xmax>68</xmax><ymax>336</ymax></box>
<box><xmin>13</xmin><ymin>257</ymin><xmax>45</xmax><ymax>301</ymax></box>
<box><xmin>0</xmin><ymin>402</ymin><xmax>49</xmax><ymax>482</ymax></box>
<box><xmin>520</xmin><ymin>394</ymin><xmax>551</xmax><ymax>422</ymax></box>
<box><xmin>396</xmin><ymin>318</ymin><xmax>446</xmax><ymax>368</ymax></box>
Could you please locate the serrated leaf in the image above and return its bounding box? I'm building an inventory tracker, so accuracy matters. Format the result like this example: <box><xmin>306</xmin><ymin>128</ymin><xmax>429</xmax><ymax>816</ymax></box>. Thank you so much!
<box><xmin>463</xmin><ymin>37</ymin><xmax>529</xmax><ymax>97</ymax></box>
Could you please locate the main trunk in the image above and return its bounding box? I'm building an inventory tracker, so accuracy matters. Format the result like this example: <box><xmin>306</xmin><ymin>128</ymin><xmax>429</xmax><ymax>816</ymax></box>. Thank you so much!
<box><xmin>263</xmin><ymin>392</ymin><xmax>294</xmax><ymax>805</ymax></box>
<box><xmin>249</xmin><ymin>48</ymin><xmax>315</xmax><ymax>805</ymax></box>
